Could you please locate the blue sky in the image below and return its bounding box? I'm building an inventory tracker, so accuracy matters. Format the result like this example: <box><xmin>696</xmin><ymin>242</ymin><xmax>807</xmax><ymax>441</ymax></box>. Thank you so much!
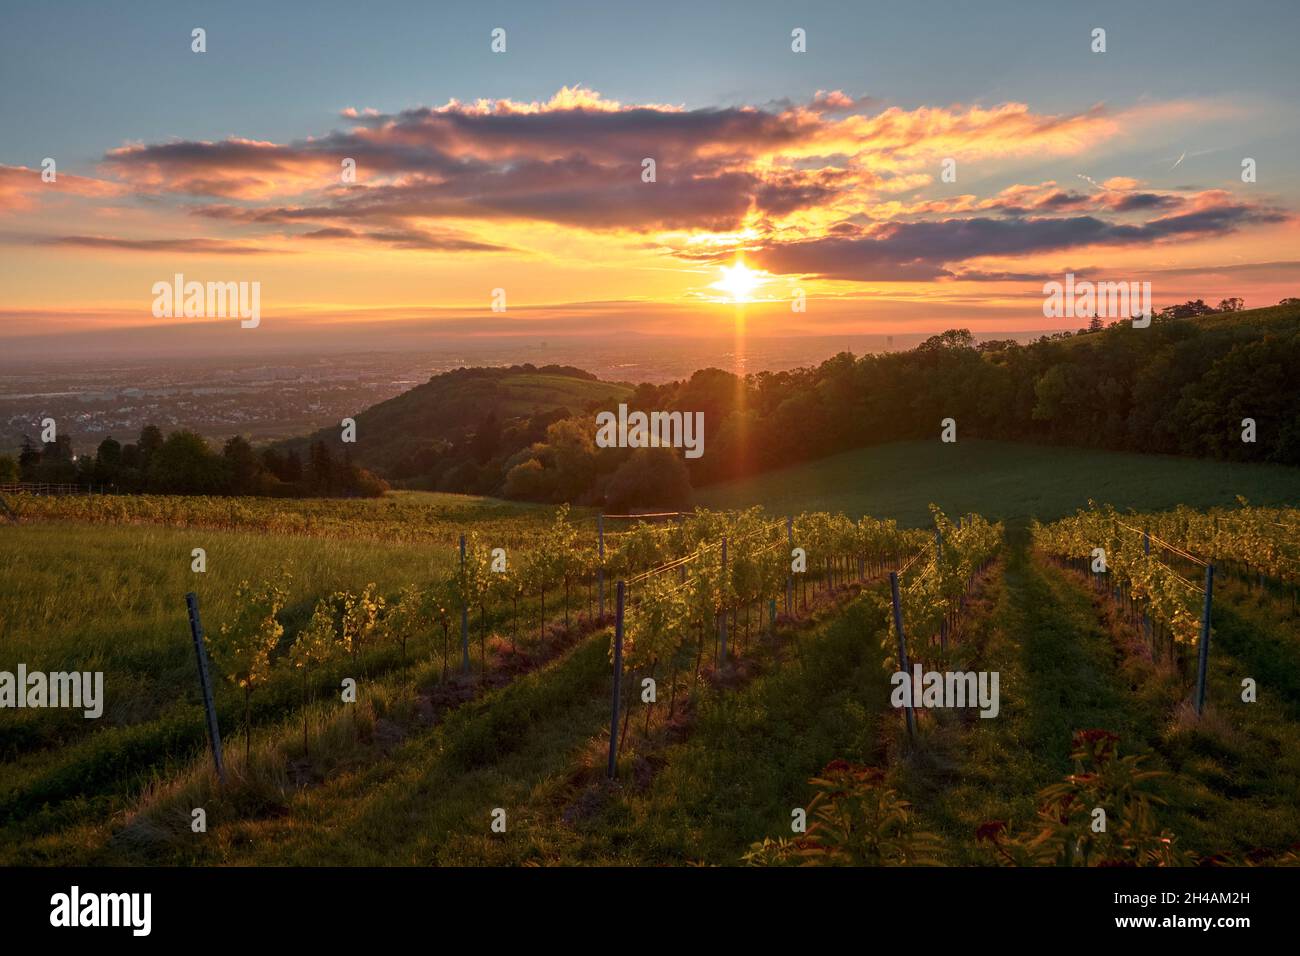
<box><xmin>4</xmin><ymin>0</ymin><xmax>1297</xmax><ymax>172</ymax></box>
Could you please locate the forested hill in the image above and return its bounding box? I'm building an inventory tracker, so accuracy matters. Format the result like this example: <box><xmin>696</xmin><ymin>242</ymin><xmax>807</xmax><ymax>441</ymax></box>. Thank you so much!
<box><xmin>278</xmin><ymin>301</ymin><xmax>1298</xmax><ymax>510</ymax></box>
<box><xmin>281</xmin><ymin>364</ymin><xmax>633</xmax><ymax>478</ymax></box>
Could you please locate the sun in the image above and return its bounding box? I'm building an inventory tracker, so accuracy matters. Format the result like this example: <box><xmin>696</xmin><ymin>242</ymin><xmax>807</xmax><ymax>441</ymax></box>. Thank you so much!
<box><xmin>711</xmin><ymin>260</ymin><xmax>764</xmax><ymax>302</ymax></box>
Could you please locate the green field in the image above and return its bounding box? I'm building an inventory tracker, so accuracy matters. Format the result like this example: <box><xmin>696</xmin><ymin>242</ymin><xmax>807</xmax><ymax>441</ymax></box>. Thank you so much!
<box><xmin>696</xmin><ymin>439</ymin><xmax>1300</xmax><ymax>527</ymax></box>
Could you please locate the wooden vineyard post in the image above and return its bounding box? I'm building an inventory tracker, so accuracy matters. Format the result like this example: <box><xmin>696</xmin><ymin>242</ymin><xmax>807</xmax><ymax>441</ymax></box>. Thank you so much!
<box><xmin>719</xmin><ymin>536</ymin><xmax>728</xmax><ymax>662</ymax></box>
<box><xmin>607</xmin><ymin>580</ymin><xmax>625</xmax><ymax>779</ymax></box>
<box><xmin>185</xmin><ymin>593</ymin><xmax>226</xmax><ymax>783</ymax></box>
<box><xmin>460</xmin><ymin>534</ymin><xmax>470</xmax><ymax>674</ymax></box>
<box><xmin>1195</xmin><ymin>564</ymin><xmax>1215</xmax><ymax>716</ymax></box>
<box><xmin>597</xmin><ymin>514</ymin><xmax>605</xmax><ymax>620</ymax></box>
<box><xmin>889</xmin><ymin>572</ymin><xmax>916</xmax><ymax>738</ymax></box>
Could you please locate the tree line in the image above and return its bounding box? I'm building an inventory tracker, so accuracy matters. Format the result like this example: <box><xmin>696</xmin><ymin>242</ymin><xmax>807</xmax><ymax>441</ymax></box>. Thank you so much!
<box><xmin>442</xmin><ymin>298</ymin><xmax>1297</xmax><ymax>505</ymax></box>
<box><xmin>5</xmin><ymin>298</ymin><xmax>1293</xmax><ymax>504</ymax></box>
<box><xmin>1</xmin><ymin>426</ymin><xmax>386</xmax><ymax>497</ymax></box>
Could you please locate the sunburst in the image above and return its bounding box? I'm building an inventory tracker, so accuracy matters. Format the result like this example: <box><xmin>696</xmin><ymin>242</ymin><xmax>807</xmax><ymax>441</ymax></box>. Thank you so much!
<box><xmin>711</xmin><ymin>260</ymin><xmax>764</xmax><ymax>302</ymax></box>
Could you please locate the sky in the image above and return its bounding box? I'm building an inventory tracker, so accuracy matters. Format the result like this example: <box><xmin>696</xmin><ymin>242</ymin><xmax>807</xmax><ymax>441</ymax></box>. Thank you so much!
<box><xmin>1</xmin><ymin>0</ymin><xmax>1298</xmax><ymax>355</ymax></box>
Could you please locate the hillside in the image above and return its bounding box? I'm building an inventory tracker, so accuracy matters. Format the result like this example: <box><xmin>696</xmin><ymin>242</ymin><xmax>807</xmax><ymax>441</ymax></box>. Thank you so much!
<box><xmin>284</xmin><ymin>365</ymin><xmax>633</xmax><ymax>477</ymax></box>
<box><xmin>1184</xmin><ymin>299</ymin><xmax>1300</xmax><ymax>332</ymax></box>
<box><xmin>1053</xmin><ymin>299</ymin><xmax>1300</xmax><ymax>349</ymax></box>
<box><xmin>695</xmin><ymin>439</ymin><xmax>1300</xmax><ymax>527</ymax></box>
<box><xmin>264</xmin><ymin>299</ymin><xmax>1299</xmax><ymax>505</ymax></box>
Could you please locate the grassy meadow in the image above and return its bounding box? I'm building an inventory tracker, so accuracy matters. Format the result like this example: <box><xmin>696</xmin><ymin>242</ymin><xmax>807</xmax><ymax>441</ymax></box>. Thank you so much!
<box><xmin>696</xmin><ymin>439</ymin><xmax>1300</xmax><ymax>527</ymax></box>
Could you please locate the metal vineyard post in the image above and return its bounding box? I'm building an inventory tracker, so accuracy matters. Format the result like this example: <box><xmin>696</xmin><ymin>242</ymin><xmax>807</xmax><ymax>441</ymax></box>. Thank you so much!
<box><xmin>1195</xmin><ymin>565</ymin><xmax>1215</xmax><ymax>715</ymax></box>
<box><xmin>185</xmin><ymin>592</ymin><xmax>226</xmax><ymax>783</ymax></box>
<box><xmin>608</xmin><ymin>580</ymin><xmax>625</xmax><ymax>779</ymax></box>
<box><xmin>460</xmin><ymin>534</ymin><xmax>470</xmax><ymax>674</ymax></box>
<box><xmin>597</xmin><ymin>514</ymin><xmax>605</xmax><ymax>619</ymax></box>
<box><xmin>889</xmin><ymin>571</ymin><xmax>916</xmax><ymax>738</ymax></box>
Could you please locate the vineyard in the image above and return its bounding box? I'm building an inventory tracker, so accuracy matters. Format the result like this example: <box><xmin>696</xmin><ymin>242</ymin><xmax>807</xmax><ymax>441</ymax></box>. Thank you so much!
<box><xmin>170</xmin><ymin>506</ymin><xmax>947</xmax><ymax>773</ymax></box>
<box><xmin>2</xmin><ymin>491</ymin><xmax>1299</xmax><ymax>867</ymax></box>
<box><xmin>881</xmin><ymin>507</ymin><xmax>1003</xmax><ymax>670</ymax></box>
<box><xmin>0</xmin><ymin>489</ymin><xmax>563</xmax><ymax>548</ymax></box>
<box><xmin>1034</xmin><ymin>503</ymin><xmax>1300</xmax><ymax>708</ymax></box>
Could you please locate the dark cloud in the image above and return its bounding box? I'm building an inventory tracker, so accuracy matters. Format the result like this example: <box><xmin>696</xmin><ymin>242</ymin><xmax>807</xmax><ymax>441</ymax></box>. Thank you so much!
<box><xmin>298</xmin><ymin>226</ymin><xmax>510</xmax><ymax>251</ymax></box>
<box><xmin>344</xmin><ymin>103</ymin><xmax>814</xmax><ymax>163</ymax></box>
<box><xmin>116</xmin><ymin>106</ymin><xmax>835</xmax><ymax>235</ymax></box>
<box><xmin>42</xmin><ymin>235</ymin><xmax>270</xmax><ymax>255</ymax></box>
<box><xmin>193</xmin><ymin>159</ymin><xmax>804</xmax><ymax>233</ymax></box>
<box><xmin>951</xmin><ymin>269</ymin><xmax>1061</xmax><ymax>282</ymax></box>
<box><xmin>92</xmin><ymin>93</ymin><xmax>1289</xmax><ymax>265</ymax></box>
<box><xmin>1105</xmin><ymin>192</ymin><xmax>1182</xmax><ymax>212</ymax></box>
<box><xmin>749</xmin><ymin>203</ymin><xmax>1287</xmax><ymax>281</ymax></box>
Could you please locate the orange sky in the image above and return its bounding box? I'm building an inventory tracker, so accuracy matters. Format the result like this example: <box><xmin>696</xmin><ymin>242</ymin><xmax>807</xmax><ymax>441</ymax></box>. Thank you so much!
<box><xmin>2</xmin><ymin>86</ymin><xmax>1298</xmax><ymax>344</ymax></box>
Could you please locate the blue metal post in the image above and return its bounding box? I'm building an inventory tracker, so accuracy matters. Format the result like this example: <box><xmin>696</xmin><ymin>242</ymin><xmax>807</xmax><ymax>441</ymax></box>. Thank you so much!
<box><xmin>889</xmin><ymin>572</ymin><xmax>916</xmax><ymax>738</ymax></box>
<box><xmin>607</xmin><ymin>581</ymin><xmax>625</xmax><ymax>778</ymax></box>
<box><xmin>1195</xmin><ymin>565</ymin><xmax>1215</xmax><ymax>715</ymax></box>
<box><xmin>460</xmin><ymin>534</ymin><xmax>469</xmax><ymax>673</ymax></box>
<box><xmin>597</xmin><ymin>514</ymin><xmax>605</xmax><ymax>619</ymax></box>
<box><xmin>719</xmin><ymin>536</ymin><xmax>728</xmax><ymax>662</ymax></box>
<box><xmin>786</xmin><ymin>516</ymin><xmax>793</xmax><ymax>616</ymax></box>
<box><xmin>185</xmin><ymin>593</ymin><xmax>225</xmax><ymax>783</ymax></box>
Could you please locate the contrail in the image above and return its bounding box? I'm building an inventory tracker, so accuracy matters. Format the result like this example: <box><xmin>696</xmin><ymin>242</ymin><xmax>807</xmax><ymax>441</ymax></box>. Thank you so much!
<box><xmin>1170</xmin><ymin>150</ymin><xmax>1187</xmax><ymax>171</ymax></box>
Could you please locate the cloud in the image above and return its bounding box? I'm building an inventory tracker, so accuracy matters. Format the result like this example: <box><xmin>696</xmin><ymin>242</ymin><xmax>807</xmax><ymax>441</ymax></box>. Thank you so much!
<box><xmin>298</xmin><ymin>226</ymin><xmax>511</xmax><ymax>251</ymax></box>
<box><xmin>809</xmin><ymin>89</ymin><xmax>861</xmax><ymax>113</ymax></box>
<box><xmin>102</xmin><ymin>138</ymin><xmax>340</xmax><ymax>199</ymax></box>
<box><xmin>39</xmin><ymin>235</ymin><xmax>272</xmax><ymax>255</ymax></box>
<box><xmin>746</xmin><ymin>198</ymin><xmax>1287</xmax><ymax>281</ymax></box>
<box><xmin>830</xmin><ymin>179</ymin><xmax>1205</xmax><ymax>222</ymax></box>
<box><xmin>9</xmin><ymin>86</ymin><xmax>1274</xmax><ymax>275</ymax></box>
<box><xmin>951</xmin><ymin>269</ymin><xmax>1068</xmax><ymax>282</ymax></box>
<box><xmin>95</xmin><ymin>87</ymin><xmax>1166</xmax><ymax>245</ymax></box>
<box><xmin>0</xmin><ymin>164</ymin><xmax>124</xmax><ymax>213</ymax></box>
